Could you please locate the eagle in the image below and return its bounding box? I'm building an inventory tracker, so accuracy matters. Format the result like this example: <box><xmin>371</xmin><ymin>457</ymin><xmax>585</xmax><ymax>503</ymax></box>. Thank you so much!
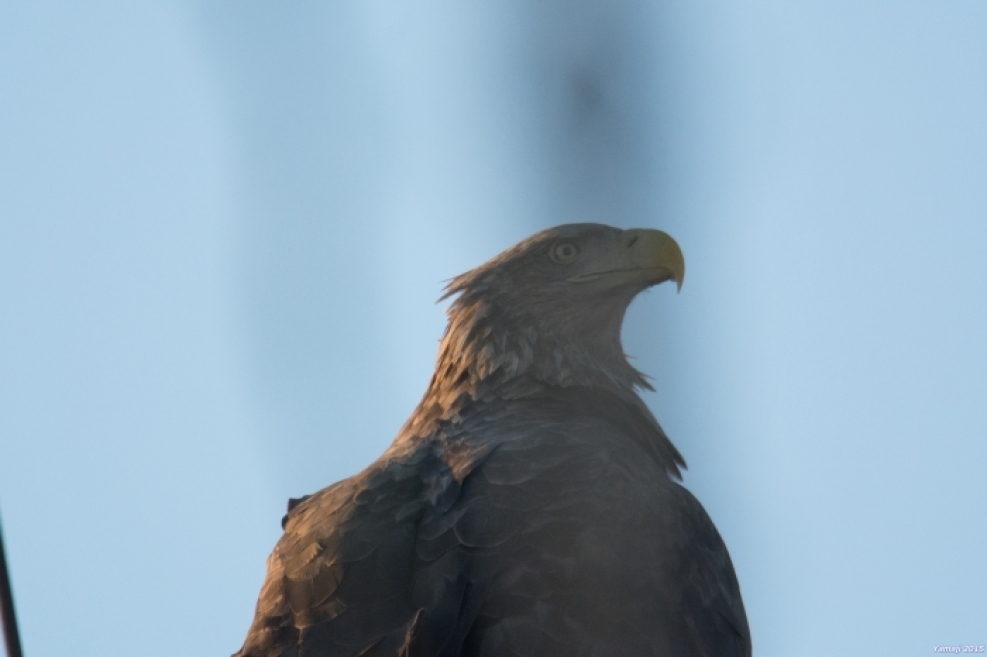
<box><xmin>234</xmin><ymin>223</ymin><xmax>751</xmax><ymax>657</ymax></box>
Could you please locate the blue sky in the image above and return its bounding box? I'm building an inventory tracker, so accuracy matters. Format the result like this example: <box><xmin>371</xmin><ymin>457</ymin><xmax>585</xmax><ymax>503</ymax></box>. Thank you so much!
<box><xmin>1</xmin><ymin>2</ymin><xmax>985</xmax><ymax>655</ymax></box>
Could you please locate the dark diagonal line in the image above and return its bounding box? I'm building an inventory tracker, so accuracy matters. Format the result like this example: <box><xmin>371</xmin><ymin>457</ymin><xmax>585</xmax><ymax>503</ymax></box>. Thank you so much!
<box><xmin>0</xmin><ymin>515</ymin><xmax>23</xmax><ymax>657</ymax></box>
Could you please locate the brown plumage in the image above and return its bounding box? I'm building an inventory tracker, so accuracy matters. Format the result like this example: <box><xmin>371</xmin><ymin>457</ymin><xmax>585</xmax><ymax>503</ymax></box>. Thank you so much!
<box><xmin>234</xmin><ymin>223</ymin><xmax>750</xmax><ymax>657</ymax></box>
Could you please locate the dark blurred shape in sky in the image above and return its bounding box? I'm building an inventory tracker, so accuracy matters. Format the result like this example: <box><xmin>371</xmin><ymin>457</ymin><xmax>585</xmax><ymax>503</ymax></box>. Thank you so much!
<box><xmin>0</xmin><ymin>2</ymin><xmax>985</xmax><ymax>656</ymax></box>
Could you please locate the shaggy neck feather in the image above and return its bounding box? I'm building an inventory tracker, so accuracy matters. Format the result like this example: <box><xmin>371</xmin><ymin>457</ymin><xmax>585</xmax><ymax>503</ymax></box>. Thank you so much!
<box><xmin>399</xmin><ymin>289</ymin><xmax>650</xmax><ymax>440</ymax></box>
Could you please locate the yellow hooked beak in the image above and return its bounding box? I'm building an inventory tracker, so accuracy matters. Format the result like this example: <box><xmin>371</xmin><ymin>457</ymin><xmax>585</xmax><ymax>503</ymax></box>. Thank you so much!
<box><xmin>568</xmin><ymin>229</ymin><xmax>685</xmax><ymax>291</ymax></box>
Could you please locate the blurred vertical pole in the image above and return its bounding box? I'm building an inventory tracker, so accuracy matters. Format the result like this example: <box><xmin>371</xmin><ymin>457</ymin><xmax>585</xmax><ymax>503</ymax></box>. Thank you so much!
<box><xmin>0</xmin><ymin>514</ymin><xmax>23</xmax><ymax>657</ymax></box>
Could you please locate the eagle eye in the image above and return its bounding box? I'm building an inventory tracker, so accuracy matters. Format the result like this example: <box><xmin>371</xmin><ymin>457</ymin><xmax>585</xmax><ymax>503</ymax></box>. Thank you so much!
<box><xmin>549</xmin><ymin>241</ymin><xmax>579</xmax><ymax>263</ymax></box>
